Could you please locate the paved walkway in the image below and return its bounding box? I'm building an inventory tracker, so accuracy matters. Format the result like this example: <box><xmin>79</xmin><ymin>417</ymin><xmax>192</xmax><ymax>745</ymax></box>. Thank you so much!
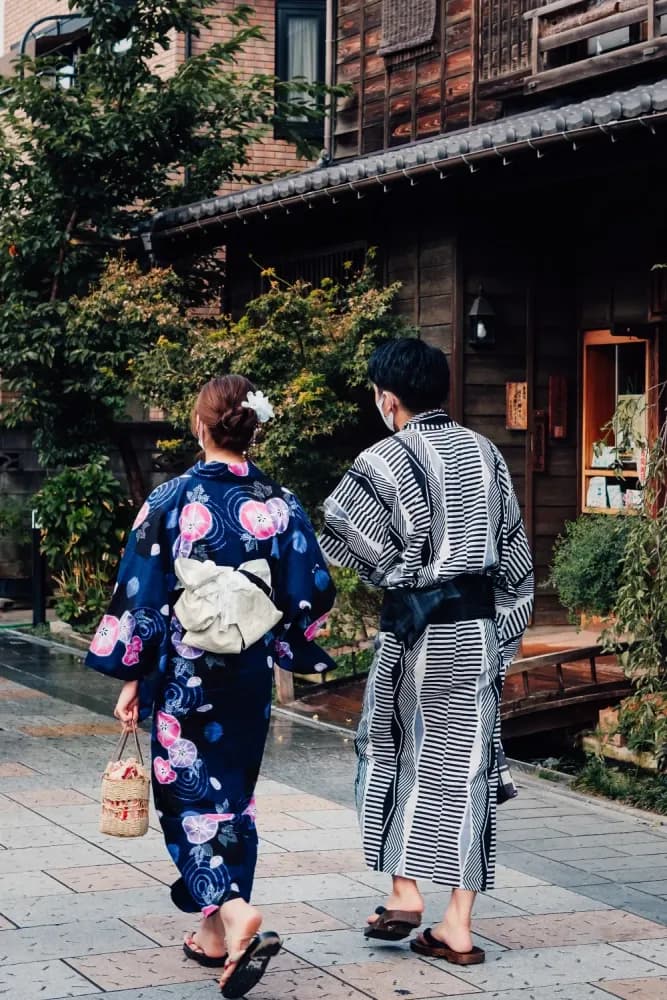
<box><xmin>0</xmin><ymin>640</ymin><xmax>666</xmax><ymax>999</ymax></box>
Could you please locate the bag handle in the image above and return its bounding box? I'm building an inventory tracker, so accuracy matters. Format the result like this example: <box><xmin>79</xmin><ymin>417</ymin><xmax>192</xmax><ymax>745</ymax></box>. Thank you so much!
<box><xmin>112</xmin><ymin>725</ymin><xmax>144</xmax><ymax>765</ymax></box>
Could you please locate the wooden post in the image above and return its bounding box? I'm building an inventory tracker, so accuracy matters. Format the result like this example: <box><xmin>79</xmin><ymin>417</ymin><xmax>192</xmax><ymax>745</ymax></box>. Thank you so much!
<box><xmin>648</xmin><ymin>0</ymin><xmax>656</xmax><ymax>40</ymax></box>
<box><xmin>530</xmin><ymin>13</ymin><xmax>540</xmax><ymax>76</ymax></box>
<box><xmin>449</xmin><ymin>237</ymin><xmax>465</xmax><ymax>423</ymax></box>
<box><xmin>273</xmin><ymin>665</ymin><xmax>295</xmax><ymax>705</ymax></box>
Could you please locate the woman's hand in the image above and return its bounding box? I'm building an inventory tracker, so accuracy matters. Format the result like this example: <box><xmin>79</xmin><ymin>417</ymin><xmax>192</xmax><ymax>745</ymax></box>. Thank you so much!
<box><xmin>114</xmin><ymin>680</ymin><xmax>140</xmax><ymax>730</ymax></box>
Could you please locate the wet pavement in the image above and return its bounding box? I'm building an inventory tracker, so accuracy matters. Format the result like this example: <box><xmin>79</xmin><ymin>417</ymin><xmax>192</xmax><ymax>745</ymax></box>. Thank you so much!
<box><xmin>0</xmin><ymin>631</ymin><xmax>666</xmax><ymax>999</ymax></box>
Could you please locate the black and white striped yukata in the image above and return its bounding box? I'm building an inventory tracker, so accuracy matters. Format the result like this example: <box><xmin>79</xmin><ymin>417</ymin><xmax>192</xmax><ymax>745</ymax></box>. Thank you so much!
<box><xmin>320</xmin><ymin>411</ymin><xmax>533</xmax><ymax>891</ymax></box>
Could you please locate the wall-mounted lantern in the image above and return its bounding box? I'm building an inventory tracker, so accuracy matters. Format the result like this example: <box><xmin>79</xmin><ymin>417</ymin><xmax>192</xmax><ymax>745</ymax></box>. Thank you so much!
<box><xmin>468</xmin><ymin>289</ymin><xmax>496</xmax><ymax>348</ymax></box>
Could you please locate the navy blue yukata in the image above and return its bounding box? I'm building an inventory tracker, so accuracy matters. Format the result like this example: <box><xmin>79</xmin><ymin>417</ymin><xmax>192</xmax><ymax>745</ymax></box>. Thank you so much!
<box><xmin>87</xmin><ymin>460</ymin><xmax>335</xmax><ymax>914</ymax></box>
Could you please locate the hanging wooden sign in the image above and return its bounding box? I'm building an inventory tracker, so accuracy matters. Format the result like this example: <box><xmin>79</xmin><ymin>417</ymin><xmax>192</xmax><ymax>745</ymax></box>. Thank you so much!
<box><xmin>506</xmin><ymin>382</ymin><xmax>528</xmax><ymax>430</ymax></box>
<box><xmin>531</xmin><ymin>409</ymin><xmax>546</xmax><ymax>472</ymax></box>
<box><xmin>548</xmin><ymin>375</ymin><xmax>567</xmax><ymax>440</ymax></box>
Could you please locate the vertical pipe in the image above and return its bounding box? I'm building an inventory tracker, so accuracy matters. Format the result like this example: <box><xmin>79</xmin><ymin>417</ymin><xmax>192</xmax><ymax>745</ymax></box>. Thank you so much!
<box><xmin>450</xmin><ymin>236</ymin><xmax>465</xmax><ymax>423</ymax></box>
<box><xmin>31</xmin><ymin>510</ymin><xmax>46</xmax><ymax>628</ymax></box>
<box><xmin>470</xmin><ymin>0</ymin><xmax>479</xmax><ymax>125</ymax></box>
<box><xmin>323</xmin><ymin>0</ymin><xmax>337</xmax><ymax>159</ymax></box>
<box><xmin>524</xmin><ymin>279</ymin><xmax>536</xmax><ymax>623</ymax></box>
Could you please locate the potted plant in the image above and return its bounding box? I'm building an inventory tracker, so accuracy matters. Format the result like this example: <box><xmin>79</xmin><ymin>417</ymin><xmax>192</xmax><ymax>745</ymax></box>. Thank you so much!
<box><xmin>547</xmin><ymin>514</ymin><xmax>631</xmax><ymax>626</ymax></box>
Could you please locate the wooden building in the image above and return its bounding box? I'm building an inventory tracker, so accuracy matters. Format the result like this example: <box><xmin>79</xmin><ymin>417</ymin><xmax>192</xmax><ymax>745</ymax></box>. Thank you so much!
<box><xmin>153</xmin><ymin>3</ymin><xmax>667</xmax><ymax>623</ymax></box>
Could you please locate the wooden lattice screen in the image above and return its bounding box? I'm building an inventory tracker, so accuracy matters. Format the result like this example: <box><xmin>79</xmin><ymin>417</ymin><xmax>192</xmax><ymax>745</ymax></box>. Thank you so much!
<box><xmin>479</xmin><ymin>0</ymin><xmax>540</xmax><ymax>81</ymax></box>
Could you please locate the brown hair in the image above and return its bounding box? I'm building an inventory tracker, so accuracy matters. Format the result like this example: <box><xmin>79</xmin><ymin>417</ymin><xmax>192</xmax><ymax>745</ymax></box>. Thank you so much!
<box><xmin>192</xmin><ymin>375</ymin><xmax>259</xmax><ymax>454</ymax></box>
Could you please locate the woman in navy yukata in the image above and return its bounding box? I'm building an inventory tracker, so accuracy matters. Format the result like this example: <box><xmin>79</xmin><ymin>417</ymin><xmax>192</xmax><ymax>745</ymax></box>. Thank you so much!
<box><xmin>86</xmin><ymin>375</ymin><xmax>336</xmax><ymax>998</ymax></box>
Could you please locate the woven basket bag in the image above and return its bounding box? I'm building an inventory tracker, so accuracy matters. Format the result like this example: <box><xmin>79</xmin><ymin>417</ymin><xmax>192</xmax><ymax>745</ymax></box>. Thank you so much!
<box><xmin>100</xmin><ymin>727</ymin><xmax>150</xmax><ymax>838</ymax></box>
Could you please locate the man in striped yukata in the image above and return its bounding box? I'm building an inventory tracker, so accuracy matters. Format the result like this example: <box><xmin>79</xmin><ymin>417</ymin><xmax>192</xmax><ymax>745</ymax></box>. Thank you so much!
<box><xmin>320</xmin><ymin>338</ymin><xmax>533</xmax><ymax>966</ymax></box>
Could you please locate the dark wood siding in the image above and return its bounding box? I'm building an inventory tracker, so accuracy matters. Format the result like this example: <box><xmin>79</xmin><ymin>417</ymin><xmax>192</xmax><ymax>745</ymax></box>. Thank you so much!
<box><xmin>335</xmin><ymin>1</ymin><xmax>475</xmax><ymax>158</ymax></box>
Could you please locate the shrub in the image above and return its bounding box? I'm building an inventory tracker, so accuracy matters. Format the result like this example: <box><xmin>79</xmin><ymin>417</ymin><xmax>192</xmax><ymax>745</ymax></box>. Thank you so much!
<box><xmin>53</xmin><ymin>559</ymin><xmax>119</xmax><ymax>632</ymax></box>
<box><xmin>547</xmin><ymin>514</ymin><xmax>631</xmax><ymax>622</ymax></box>
<box><xmin>574</xmin><ymin>755</ymin><xmax>667</xmax><ymax>815</ymax></box>
<box><xmin>33</xmin><ymin>458</ymin><xmax>130</xmax><ymax>629</ymax></box>
<box><xmin>603</xmin><ymin>407</ymin><xmax>667</xmax><ymax>761</ymax></box>
<box><xmin>132</xmin><ymin>253</ymin><xmax>415</xmax><ymax>513</ymax></box>
<box><xmin>326</xmin><ymin>567</ymin><xmax>382</xmax><ymax>648</ymax></box>
<box><xmin>0</xmin><ymin>498</ymin><xmax>30</xmax><ymax>546</ymax></box>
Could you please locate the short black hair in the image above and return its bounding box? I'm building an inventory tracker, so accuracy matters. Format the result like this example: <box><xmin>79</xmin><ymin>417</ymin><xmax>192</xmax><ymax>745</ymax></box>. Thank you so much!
<box><xmin>368</xmin><ymin>338</ymin><xmax>450</xmax><ymax>413</ymax></box>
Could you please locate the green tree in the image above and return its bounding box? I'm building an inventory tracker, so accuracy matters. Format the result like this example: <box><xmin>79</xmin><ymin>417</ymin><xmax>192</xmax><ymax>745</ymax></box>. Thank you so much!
<box><xmin>131</xmin><ymin>255</ymin><xmax>415</xmax><ymax>511</ymax></box>
<box><xmin>0</xmin><ymin>1</ymin><xmax>335</xmax><ymax>503</ymax></box>
<box><xmin>603</xmin><ymin>402</ymin><xmax>667</xmax><ymax>766</ymax></box>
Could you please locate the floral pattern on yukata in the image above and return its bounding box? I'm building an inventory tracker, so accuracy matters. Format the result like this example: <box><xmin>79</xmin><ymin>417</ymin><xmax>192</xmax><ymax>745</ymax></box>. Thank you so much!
<box><xmin>87</xmin><ymin>460</ymin><xmax>335</xmax><ymax>913</ymax></box>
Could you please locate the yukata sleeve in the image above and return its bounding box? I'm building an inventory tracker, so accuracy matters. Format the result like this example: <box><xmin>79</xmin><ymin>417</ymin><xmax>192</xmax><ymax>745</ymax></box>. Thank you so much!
<box><xmin>271</xmin><ymin>494</ymin><xmax>337</xmax><ymax>675</ymax></box>
<box><xmin>85</xmin><ymin>499</ymin><xmax>170</xmax><ymax>686</ymax></box>
<box><xmin>493</xmin><ymin>454</ymin><xmax>534</xmax><ymax>672</ymax></box>
<box><xmin>319</xmin><ymin>450</ymin><xmax>397</xmax><ymax>586</ymax></box>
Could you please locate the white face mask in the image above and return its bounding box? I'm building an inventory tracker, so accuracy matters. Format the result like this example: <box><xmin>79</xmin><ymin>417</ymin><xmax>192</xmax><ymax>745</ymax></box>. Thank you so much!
<box><xmin>376</xmin><ymin>392</ymin><xmax>395</xmax><ymax>432</ymax></box>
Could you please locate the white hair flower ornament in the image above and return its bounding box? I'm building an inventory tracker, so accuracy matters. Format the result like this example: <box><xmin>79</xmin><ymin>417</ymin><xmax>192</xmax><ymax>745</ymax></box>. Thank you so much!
<box><xmin>242</xmin><ymin>390</ymin><xmax>274</xmax><ymax>423</ymax></box>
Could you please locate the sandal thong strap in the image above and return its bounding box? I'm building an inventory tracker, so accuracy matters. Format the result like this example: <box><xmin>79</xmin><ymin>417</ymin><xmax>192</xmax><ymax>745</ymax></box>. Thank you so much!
<box><xmin>183</xmin><ymin>933</ymin><xmax>228</xmax><ymax>969</ymax></box>
<box><xmin>364</xmin><ymin>905</ymin><xmax>422</xmax><ymax>940</ymax></box>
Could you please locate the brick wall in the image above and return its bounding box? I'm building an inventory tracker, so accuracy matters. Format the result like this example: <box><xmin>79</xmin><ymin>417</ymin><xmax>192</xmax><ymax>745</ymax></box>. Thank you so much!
<box><xmin>3</xmin><ymin>0</ymin><xmax>69</xmax><ymax>55</ymax></box>
<box><xmin>3</xmin><ymin>2</ymin><xmax>311</xmax><ymax>180</ymax></box>
<box><xmin>190</xmin><ymin>3</ymin><xmax>311</xmax><ymax>186</ymax></box>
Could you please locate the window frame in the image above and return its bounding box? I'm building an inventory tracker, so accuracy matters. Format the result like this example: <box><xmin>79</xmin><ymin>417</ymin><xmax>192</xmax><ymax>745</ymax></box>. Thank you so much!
<box><xmin>275</xmin><ymin>0</ymin><xmax>327</xmax><ymax>143</ymax></box>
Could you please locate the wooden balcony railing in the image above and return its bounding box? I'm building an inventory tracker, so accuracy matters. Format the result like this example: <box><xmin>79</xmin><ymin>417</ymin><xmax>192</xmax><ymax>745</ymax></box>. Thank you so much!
<box><xmin>479</xmin><ymin>0</ymin><xmax>667</xmax><ymax>94</ymax></box>
<box><xmin>479</xmin><ymin>0</ymin><xmax>540</xmax><ymax>85</ymax></box>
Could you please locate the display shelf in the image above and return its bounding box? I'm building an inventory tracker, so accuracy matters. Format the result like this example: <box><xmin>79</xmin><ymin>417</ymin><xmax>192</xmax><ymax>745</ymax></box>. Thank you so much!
<box><xmin>581</xmin><ymin>329</ymin><xmax>657</xmax><ymax>517</ymax></box>
<box><xmin>581</xmin><ymin>505</ymin><xmax>638</xmax><ymax>516</ymax></box>
<box><xmin>583</xmin><ymin>468</ymin><xmax>639</xmax><ymax>479</ymax></box>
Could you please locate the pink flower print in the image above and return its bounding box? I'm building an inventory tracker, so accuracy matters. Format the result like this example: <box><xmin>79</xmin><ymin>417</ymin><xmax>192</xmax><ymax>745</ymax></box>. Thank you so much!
<box><xmin>132</xmin><ymin>501</ymin><xmax>150</xmax><ymax>530</ymax></box>
<box><xmin>168</xmin><ymin>738</ymin><xmax>198</xmax><ymax>768</ymax></box>
<box><xmin>89</xmin><ymin>615</ymin><xmax>120</xmax><ymax>657</ymax></box>
<box><xmin>153</xmin><ymin>757</ymin><xmax>177</xmax><ymax>784</ymax></box>
<box><xmin>238</xmin><ymin>500</ymin><xmax>277</xmax><ymax>540</ymax></box>
<box><xmin>205</xmin><ymin>811</ymin><xmax>235</xmax><ymax>824</ymax></box>
<box><xmin>243</xmin><ymin>798</ymin><xmax>257</xmax><ymax>823</ymax></box>
<box><xmin>266</xmin><ymin>497</ymin><xmax>290</xmax><ymax>533</ymax></box>
<box><xmin>304</xmin><ymin>613</ymin><xmax>329</xmax><ymax>642</ymax></box>
<box><xmin>182</xmin><ymin>814</ymin><xmax>220</xmax><ymax>845</ymax></box>
<box><xmin>228</xmin><ymin>461</ymin><xmax>249</xmax><ymax>477</ymax></box>
<box><xmin>179</xmin><ymin>502</ymin><xmax>213</xmax><ymax>542</ymax></box>
<box><xmin>274</xmin><ymin>639</ymin><xmax>293</xmax><ymax>661</ymax></box>
<box><xmin>156</xmin><ymin>710</ymin><xmax>181</xmax><ymax>748</ymax></box>
<box><xmin>121</xmin><ymin>635</ymin><xmax>143</xmax><ymax>667</ymax></box>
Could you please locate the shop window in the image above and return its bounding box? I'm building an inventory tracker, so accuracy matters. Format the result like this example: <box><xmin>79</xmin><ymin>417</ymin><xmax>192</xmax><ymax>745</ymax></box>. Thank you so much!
<box><xmin>275</xmin><ymin>1</ymin><xmax>326</xmax><ymax>142</ymax></box>
<box><xmin>581</xmin><ymin>330</ymin><xmax>657</xmax><ymax>514</ymax></box>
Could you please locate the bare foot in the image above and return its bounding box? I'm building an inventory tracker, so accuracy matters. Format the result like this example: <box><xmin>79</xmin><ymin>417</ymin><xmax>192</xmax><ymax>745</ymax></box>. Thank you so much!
<box><xmin>184</xmin><ymin>911</ymin><xmax>227</xmax><ymax>960</ymax></box>
<box><xmin>430</xmin><ymin>916</ymin><xmax>474</xmax><ymax>954</ymax></box>
<box><xmin>218</xmin><ymin>898</ymin><xmax>263</xmax><ymax>990</ymax></box>
<box><xmin>367</xmin><ymin>887</ymin><xmax>424</xmax><ymax>926</ymax></box>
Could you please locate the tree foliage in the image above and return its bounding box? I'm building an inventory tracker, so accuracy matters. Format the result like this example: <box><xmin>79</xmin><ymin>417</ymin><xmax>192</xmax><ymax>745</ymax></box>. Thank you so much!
<box><xmin>33</xmin><ymin>457</ymin><xmax>130</xmax><ymax>629</ymax></box>
<box><xmin>603</xmin><ymin>400</ymin><xmax>667</xmax><ymax>764</ymax></box>
<box><xmin>0</xmin><ymin>1</ymin><xmax>336</xmax><ymax>493</ymax></box>
<box><xmin>547</xmin><ymin>514</ymin><xmax>631</xmax><ymax>622</ymax></box>
<box><xmin>131</xmin><ymin>255</ymin><xmax>416</xmax><ymax>511</ymax></box>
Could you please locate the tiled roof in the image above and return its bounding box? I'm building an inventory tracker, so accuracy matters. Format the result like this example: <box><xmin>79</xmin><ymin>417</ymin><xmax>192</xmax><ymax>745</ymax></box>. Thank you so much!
<box><xmin>153</xmin><ymin>79</ymin><xmax>667</xmax><ymax>236</ymax></box>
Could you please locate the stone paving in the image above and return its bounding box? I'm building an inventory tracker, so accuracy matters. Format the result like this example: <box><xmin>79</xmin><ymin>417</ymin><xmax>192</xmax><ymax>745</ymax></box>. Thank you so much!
<box><xmin>0</xmin><ymin>667</ymin><xmax>666</xmax><ymax>999</ymax></box>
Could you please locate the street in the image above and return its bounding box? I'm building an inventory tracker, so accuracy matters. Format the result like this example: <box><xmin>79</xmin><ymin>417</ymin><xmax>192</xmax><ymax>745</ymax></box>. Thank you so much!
<box><xmin>0</xmin><ymin>632</ymin><xmax>666</xmax><ymax>999</ymax></box>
